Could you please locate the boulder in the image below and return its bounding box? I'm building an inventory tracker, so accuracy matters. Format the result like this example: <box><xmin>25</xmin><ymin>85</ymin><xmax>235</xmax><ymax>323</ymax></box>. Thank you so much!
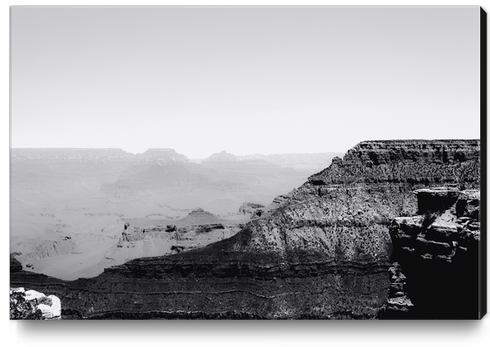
<box><xmin>24</xmin><ymin>289</ymin><xmax>61</xmax><ymax>320</ymax></box>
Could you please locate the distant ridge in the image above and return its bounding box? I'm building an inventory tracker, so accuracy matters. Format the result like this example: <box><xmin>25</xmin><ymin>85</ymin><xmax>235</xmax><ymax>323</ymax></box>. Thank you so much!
<box><xmin>11</xmin><ymin>148</ymin><xmax>129</xmax><ymax>152</ymax></box>
<box><xmin>10</xmin><ymin>148</ymin><xmax>135</xmax><ymax>161</ymax></box>
<box><xmin>137</xmin><ymin>148</ymin><xmax>190</xmax><ymax>164</ymax></box>
<box><xmin>203</xmin><ymin>150</ymin><xmax>237</xmax><ymax>162</ymax></box>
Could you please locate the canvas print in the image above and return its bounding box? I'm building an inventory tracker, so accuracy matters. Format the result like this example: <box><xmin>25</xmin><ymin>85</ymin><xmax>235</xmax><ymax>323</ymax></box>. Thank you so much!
<box><xmin>9</xmin><ymin>6</ymin><xmax>485</xmax><ymax>320</ymax></box>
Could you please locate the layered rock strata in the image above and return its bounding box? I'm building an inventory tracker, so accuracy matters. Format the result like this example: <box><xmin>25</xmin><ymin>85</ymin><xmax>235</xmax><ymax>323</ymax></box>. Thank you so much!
<box><xmin>389</xmin><ymin>187</ymin><xmax>482</xmax><ymax>318</ymax></box>
<box><xmin>10</xmin><ymin>140</ymin><xmax>481</xmax><ymax>319</ymax></box>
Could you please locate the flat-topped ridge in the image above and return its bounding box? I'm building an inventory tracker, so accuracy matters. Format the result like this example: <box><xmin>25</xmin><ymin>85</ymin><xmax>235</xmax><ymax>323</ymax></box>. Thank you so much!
<box><xmin>138</xmin><ymin>148</ymin><xmax>190</xmax><ymax>163</ymax></box>
<box><xmin>11</xmin><ymin>148</ymin><xmax>135</xmax><ymax>161</ymax></box>
<box><xmin>347</xmin><ymin>139</ymin><xmax>480</xmax><ymax>159</ymax></box>
<box><xmin>309</xmin><ymin>139</ymin><xmax>480</xmax><ymax>187</ymax></box>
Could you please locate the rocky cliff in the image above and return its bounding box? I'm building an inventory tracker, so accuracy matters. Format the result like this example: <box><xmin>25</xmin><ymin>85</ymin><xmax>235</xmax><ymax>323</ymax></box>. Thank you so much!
<box><xmin>388</xmin><ymin>187</ymin><xmax>482</xmax><ymax>318</ymax></box>
<box><xmin>10</xmin><ymin>140</ymin><xmax>481</xmax><ymax>319</ymax></box>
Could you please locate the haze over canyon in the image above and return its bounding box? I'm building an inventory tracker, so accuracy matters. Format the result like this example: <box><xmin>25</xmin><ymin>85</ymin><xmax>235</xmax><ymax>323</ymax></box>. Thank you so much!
<box><xmin>10</xmin><ymin>148</ymin><xmax>341</xmax><ymax>280</ymax></box>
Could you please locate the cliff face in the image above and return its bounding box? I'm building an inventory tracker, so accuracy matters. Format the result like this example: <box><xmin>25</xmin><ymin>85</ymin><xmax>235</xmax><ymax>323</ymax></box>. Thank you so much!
<box><xmin>10</xmin><ymin>140</ymin><xmax>481</xmax><ymax>319</ymax></box>
<box><xmin>389</xmin><ymin>187</ymin><xmax>481</xmax><ymax>318</ymax></box>
<box><xmin>308</xmin><ymin>140</ymin><xmax>479</xmax><ymax>186</ymax></box>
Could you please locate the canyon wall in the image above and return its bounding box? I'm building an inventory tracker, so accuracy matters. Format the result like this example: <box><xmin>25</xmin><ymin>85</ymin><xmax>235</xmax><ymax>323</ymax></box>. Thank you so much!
<box><xmin>10</xmin><ymin>140</ymin><xmax>481</xmax><ymax>319</ymax></box>
<box><xmin>388</xmin><ymin>187</ymin><xmax>482</xmax><ymax>318</ymax></box>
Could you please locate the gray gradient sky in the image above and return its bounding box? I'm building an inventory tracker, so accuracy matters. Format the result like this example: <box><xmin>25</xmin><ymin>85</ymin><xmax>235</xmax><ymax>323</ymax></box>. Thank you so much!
<box><xmin>10</xmin><ymin>6</ymin><xmax>481</xmax><ymax>158</ymax></box>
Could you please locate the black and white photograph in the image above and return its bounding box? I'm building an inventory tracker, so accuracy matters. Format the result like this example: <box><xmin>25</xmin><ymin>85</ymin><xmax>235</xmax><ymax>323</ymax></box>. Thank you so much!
<box><xmin>8</xmin><ymin>4</ymin><xmax>485</xmax><ymax>327</ymax></box>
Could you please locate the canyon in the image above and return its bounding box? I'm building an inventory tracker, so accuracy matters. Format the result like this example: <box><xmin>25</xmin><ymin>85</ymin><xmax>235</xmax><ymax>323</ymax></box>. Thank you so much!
<box><xmin>10</xmin><ymin>140</ymin><xmax>483</xmax><ymax>319</ymax></box>
<box><xmin>11</xmin><ymin>148</ymin><xmax>338</xmax><ymax>280</ymax></box>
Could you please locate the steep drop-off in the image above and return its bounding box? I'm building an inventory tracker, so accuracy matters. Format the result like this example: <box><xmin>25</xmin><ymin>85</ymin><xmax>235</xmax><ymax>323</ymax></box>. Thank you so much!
<box><xmin>11</xmin><ymin>140</ymin><xmax>481</xmax><ymax>319</ymax></box>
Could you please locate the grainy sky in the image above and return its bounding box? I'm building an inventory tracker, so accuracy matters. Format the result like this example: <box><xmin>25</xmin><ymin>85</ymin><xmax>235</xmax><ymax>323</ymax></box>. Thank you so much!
<box><xmin>10</xmin><ymin>6</ymin><xmax>481</xmax><ymax>158</ymax></box>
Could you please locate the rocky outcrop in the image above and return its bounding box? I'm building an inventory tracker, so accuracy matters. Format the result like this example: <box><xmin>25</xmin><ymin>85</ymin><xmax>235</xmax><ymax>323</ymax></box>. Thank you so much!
<box><xmin>10</xmin><ymin>287</ymin><xmax>61</xmax><ymax>320</ymax></box>
<box><xmin>308</xmin><ymin>140</ymin><xmax>479</xmax><ymax>187</ymax></box>
<box><xmin>378</xmin><ymin>262</ymin><xmax>414</xmax><ymax>318</ymax></box>
<box><xmin>10</xmin><ymin>140</ymin><xmax>481</xmax><ymax>319</ymax></box>
<box><xmin>10</xmin><ymin>253</ymin><xmax>23</xmax><ymax>272</ymax></box>
<box><xmin>106</xmin><ymin>218</ymin><xmax>242</xmax><ymax>276</ymax></box>
<box><xmin>117</xmin><ymin>221</ymin><xmax>231</xmax><ymax>247</ymax></box>
<box><xmin>178</xmin><ymin>208</ymin><xmax>221</xmax><ymax>224</ymax></box>
<box><xmin>389</xmin><ymin>187</ymin><xmax>481</xmax><ymax>318</ymax></box>
<box><xmin>24</xmin><ymin>289</ymin><xmax>61</xmax><ymax>319</ymax></box>
<box><xmin>238</xmin><ymin>202</ymin><xmax>265</xmax><ymax>218</ymax></box>
<box><xmin>10</xmin><ymin>288</ymin><xmax>43</xmax><ymax>320</ymax></box>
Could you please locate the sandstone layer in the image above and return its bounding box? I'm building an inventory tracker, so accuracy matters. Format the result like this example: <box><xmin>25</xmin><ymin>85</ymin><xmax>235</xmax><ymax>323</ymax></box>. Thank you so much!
<box><xmin>10</xmin><ymin>140</ymin><xmax>481</xmax><ymax>319</ymax></box>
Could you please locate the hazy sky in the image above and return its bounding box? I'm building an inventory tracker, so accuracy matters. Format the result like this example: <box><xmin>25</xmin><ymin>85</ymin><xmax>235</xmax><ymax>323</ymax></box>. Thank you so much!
<box><xmin>10</xmin><ymin>6</ymin><xmax>481</xmax><ymax>158</ymax></box>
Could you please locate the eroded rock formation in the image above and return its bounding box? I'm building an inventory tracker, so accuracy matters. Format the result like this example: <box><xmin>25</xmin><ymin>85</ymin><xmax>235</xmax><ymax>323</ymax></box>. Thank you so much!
<box><xmin>10</xmin><ymin>140</ymin><xmax>481</xmax><ymax>319</ymax></box>
<box><xmin>389</xmin><ymin>187</ymin><xmax>481</xmax><ymax>318</ymax></box>
<box><xmin>381</xmin><ymin>262</ymin><xmax>414</xmax><ymax>318</ymax></box>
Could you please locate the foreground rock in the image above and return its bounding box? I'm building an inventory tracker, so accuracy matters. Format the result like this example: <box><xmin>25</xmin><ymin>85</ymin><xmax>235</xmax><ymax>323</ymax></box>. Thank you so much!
<box><xmin>10</xmin><ymin>140</ymin><xmax>481</xmax><ymax>319</ymax></box>
<box><xmin>388</xmin><ymin>187</ymin><xmax>481</xmax><ymax>318</ymax></box>
<box><xmin>10</xmin><ymin>287</ymin><xmax>61</xmax><ymax>320</ymax></box>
